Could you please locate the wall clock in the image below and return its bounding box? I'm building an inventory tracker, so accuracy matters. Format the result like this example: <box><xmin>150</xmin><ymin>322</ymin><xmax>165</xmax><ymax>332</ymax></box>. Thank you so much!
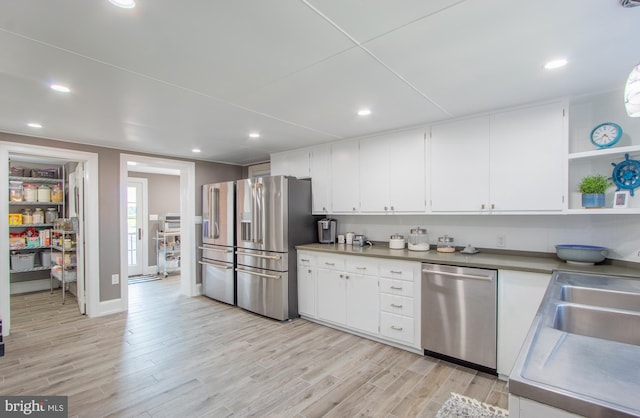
<box><xmin>590</xmin><ymin>122</ymin><xmax>622</xmax><ymax>148</ymax></box>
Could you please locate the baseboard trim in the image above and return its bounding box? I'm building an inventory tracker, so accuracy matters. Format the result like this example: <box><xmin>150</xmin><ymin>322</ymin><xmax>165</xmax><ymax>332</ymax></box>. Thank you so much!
<box><xmin>95</xmin><ymin>298</ymin><xmax>126</xmax><ymax>317</ymax></box>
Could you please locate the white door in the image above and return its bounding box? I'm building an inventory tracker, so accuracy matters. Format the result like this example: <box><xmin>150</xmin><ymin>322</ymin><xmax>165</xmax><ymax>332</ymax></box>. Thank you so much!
<box><xmin>127</xmin><ymin>178</ymin><xmax>147</xmax><ymax>276</ymax></box>
<box><xmin>68</xmin><ymin>163</ymin><xmax>86</xmax><ymax>314</ymax></box>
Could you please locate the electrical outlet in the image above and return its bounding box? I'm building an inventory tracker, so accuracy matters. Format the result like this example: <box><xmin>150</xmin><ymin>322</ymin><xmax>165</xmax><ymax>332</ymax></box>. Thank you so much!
<box><xmin>496</xmin><ymin>234</ymin><xmax>506</xmax><ymax>248</ymax></box>
<box><xmin>111</xmin><ymin>274</ymin><xmax>119</xmax><ymax>285</ymax></box>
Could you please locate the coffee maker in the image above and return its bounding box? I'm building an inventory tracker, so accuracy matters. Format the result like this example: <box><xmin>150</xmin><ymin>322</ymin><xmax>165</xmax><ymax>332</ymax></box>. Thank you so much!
<box><xmin>317</xmin><ymin>218</ymin><xmax>337</xmax><ymax>244</ymax></box>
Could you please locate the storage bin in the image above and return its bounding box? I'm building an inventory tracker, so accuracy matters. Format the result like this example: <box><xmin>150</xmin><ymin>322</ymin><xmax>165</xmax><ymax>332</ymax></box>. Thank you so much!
<box><xmin>51</xmin><ymin>251</ymin><xmax>76</xmax><ymax>265</ymax></box>
<box><xmin>9</xmin><ymin>167</ymin><xmax>25</xmax><ymax>177</ymax></box>
<box><xmin>31</xmin><ymin>168</ymin><xmax>58</xmax><ymax>179</ymax></box>
<box><xmin>51</xmin><ymin>266</ymin><xmax>76</xmax><ymax>281</ymax></box>
<box><xmin>10</xmin><ymin>253</ymin><xmax>35</xmax><ymax>271</ymax></box>
<box><xmin>40</xmin><ymin>251</ymin><xmax>52</xmax><ymax>268</ymax></box>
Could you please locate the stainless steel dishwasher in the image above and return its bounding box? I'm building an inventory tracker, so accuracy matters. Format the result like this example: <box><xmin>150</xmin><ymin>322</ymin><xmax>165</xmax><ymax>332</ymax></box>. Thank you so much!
<box><xmin>421</xmin><ymin>263</ymin><xmax>497</xmax><ymax>371</ymax></box>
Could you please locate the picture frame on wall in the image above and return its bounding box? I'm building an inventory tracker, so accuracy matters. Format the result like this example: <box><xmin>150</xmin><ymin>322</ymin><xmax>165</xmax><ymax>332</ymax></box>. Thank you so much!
<box><xmin>613</xmin><ymin>191</ymin><xmax>630</xmax><ymax>209</ymax></box>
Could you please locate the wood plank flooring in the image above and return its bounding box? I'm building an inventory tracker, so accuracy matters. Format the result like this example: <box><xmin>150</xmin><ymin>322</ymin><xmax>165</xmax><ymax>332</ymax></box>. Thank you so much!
<box><xmin>1</xmin><ymin>277</ymin><xmax>508</xmax><ymax>417</ymax></box>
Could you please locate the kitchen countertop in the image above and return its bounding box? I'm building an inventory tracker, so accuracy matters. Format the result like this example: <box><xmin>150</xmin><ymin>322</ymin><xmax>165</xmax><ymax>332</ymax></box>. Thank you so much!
<box><xmin>296</xmin><ymin>243</ymin><xmax>640</xmax><ymax>278</ymax></box>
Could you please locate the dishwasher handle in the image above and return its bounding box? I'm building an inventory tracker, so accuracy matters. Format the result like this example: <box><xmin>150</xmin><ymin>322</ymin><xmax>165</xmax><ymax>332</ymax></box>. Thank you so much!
<box><xmin>422</xmin><ymin>268</ymin><xmax>493</xmax><ymax>281</ymax></box>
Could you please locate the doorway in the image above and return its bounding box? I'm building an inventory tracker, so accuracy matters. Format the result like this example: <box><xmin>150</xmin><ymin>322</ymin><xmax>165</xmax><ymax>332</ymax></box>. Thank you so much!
<box><xmin>127</xmin><ymin>178</ymin><xmax>148</xmax><ymax>277</ymax></box>
<box><xmin>119</xmin><ymin>154</ymin><xmax>196</xmax><ymax>310</ymax></box>
<box><xmin>0</xmin><ymin>142</ymin><xmax>100</xmax><ymax>336</ymax></box>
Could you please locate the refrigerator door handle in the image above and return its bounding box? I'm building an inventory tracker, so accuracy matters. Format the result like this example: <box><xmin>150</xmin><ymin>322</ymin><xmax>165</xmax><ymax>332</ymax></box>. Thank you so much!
<box><xmin>199</xmin><ymin>260</ymin><xmax>233</xmax><ymax>270</ymax></box>
<box><xmin>235</xmin><ymin>267</ymin><xmax>281</xmax><ymax>280</ymax></box>
<box><xmin>213</xmin><ymin>187</ymin><xmax>220</xmax><ymax>239</ymax></box>
<box><xmin>235</xmin><ymin>250</ymin><xmax>281</xmax><ymax>260</ymax></box>
<box><xmin>251</xmin><ymin>182</ymin><xmax>263</xmax><ymax>244</ymax></box>
<box><xmin>199</xmin><ymin>245</ymin><xmax>233</xmax><ymax>253</ymax></box>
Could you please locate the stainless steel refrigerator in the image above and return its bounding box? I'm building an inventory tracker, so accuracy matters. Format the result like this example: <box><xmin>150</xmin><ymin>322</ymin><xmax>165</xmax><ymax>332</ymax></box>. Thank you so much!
<box><xmin>200</xmin><ymin>181</ymin><xmax>235</xmax><ymax>305</ymax></box>
<box><xmin>235</xmin><ymin>175</ymin><xmax>315</xmax><ymax>320</ymax></box>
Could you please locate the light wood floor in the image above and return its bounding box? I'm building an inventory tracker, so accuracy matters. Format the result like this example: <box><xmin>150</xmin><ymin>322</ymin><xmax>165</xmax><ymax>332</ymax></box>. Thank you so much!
<box><xmin>1</xmin><ymin>276</ymin><xmax>508</xmax><ymax>417</ymax></box>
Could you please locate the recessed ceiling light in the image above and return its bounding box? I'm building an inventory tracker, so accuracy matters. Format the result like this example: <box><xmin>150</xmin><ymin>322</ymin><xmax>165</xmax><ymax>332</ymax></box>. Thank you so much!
<box><xmin>27</xmin><ymin>122</ymin><xmax>42</xmax><ymax>128</ymax></box>
<box><xmin>249</xmin><ymin>132</ymin><xmax>260</xmax><ymax>139</ymax></box>
<box><xmin>357</xmin><ymin>109</ymin><xmax>371</xmax><ymax>116</ymax></box>
<box><xmin>192</xmin><ymin>148</ymin><xmax>201</xmax><ymax>153</ymax></box>
<box><xmin>544</xmin><ymin>59</ymin><xmax>568</xmax><ymax>70</ymax></box>
<box><xmin>109</xmin><ymin>0</ymin><xmax>136</xmax><ymax>8</ymax></box>
<box><xmin>50</xmin><ymin>84</ymin><xmax>71</xmax><ymax>93</ymax></box>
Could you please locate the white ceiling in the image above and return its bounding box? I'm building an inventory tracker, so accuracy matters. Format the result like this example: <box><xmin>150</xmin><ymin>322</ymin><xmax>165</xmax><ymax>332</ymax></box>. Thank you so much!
<box><xmin>1</xmin><ymin>0</ymin><xmax>639</xmax><ymax>165</ymax></box>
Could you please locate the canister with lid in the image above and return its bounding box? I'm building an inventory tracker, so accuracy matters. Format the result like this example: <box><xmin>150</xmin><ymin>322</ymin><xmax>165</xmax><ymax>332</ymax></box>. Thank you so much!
<box><xmin>389</xmin><ymin>233</ymin><xmax>405</xmax><ymax>249</ymax></box>
<box><xmin>51</xmin><ymin>184</ymin><xmax>63</xmax><ymax>203</ymax></box>
<box><xmin>23</xmin><ymin>183</ymin><xmax>38</xmax><ymax>202</ymax></box>
<box><xmin>9</xmin><ymin>181</ymin><xmax>24</xmax><ymax>202</ymax></box>
<box><xmin>37</xmin><ymin>184</ymin><xmax>51</xmax><ymax>202</ymax></box>
<box><xmin>408</xmin><ymin>227</ymin><xmax>429</xmax><ymax>251</ymax></box>
<box><xmin>437</xmin><ymin>235</ymin><xmax>456</xmax><ymax>253</ymax></box>
<box><xmin>45</xmin><ymin>208</ymin><xmax>59</xmax><ymax>224</ymax></box>
<box><xmin>21</xmin><ymin>208</ymin><xmax>33</xmax><ymax>224</ymax></box>
<box><xmin>33</xmin><ymin>208</ymin><xmax>44</xmax><ymax>224</ymax></box>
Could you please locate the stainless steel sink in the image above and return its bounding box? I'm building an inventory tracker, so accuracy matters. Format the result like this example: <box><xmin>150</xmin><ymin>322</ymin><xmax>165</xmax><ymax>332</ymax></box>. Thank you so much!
<box><xmin>509</xmin><ymin>270</ymin><xmax>640</xmax><ymax>418</ymax></box>
<box><xmin>553</xmin><ymin>303</ymin><xmax>640</xmax><ymax>346</ymax></box>
<box><xmin>560</xmin><ymin>285</ymin><xmax>640</xmax><ymax>312</ymax></box>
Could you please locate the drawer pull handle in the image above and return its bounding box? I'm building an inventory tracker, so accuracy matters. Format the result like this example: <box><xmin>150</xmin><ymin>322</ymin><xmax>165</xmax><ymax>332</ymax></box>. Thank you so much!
<box><xmin>391</xmin><ymin>326</ymin><xmax>403</xmax><ymax>331</ymax></box>
<box><xmin>390</xmin><ymin>286</ymin><xmax>403</xmax><ymax>290</ymax></box>
<box><xmin>301</xmin><ymin>258</ymin><xmax>310</xmax><ymax>262</ymax></box>
<box><xmin>390</xmin><ymin>303</ymin><xmax>403</xmax><ymax>308</ymax></box>
<box><xmin>325</xmin><ymin>262</ymin><xmax>335</xmax><ymax>266</ymax></box>
<box><xmin>390</xmin><ymin>270</ymin><xmax>402</xmax><ymax>274</ymax></box>
<box><xmin>356</xmin><ymin>266</ymin><xmax>366</xmax><ymax>270</ymax></box>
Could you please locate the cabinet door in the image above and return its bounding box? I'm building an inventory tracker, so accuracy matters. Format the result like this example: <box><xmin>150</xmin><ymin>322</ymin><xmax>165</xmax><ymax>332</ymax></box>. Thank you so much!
<box><xmin>346</xmin><ymin>273</ymin><xmax>379</xmax><ymax>334</ymax></box>
<box><xmin>316</xmin><ymin>268</ymin><xmax>346</xmax><ymax>325</ymax></box>
<box><xmin>359</xmin><ymin>136</ymin><xmax>389</xmax><ymax>213</ymax></box>
<box><xmin>497</xmin><ymin>270</ymin><xmax>551</xmax><ymax>377</ymax></box>
<box><xmin>297</xmin><ymin>254</ymin><xmax>316</xmax><ymax>318</ymax></box>
<box><xmin>330</xmin><ymin>140</ymin><xmax>359</xmax><ymax>213</ymax></box>
<box><xmin>430</xmin><ymin>116</ymin><xmax>491</xmax><ymax>211</ymax></box>
<box><xmin>490</xmin><ymin>102</ymin><xmax>565</xmax><ymax>211</ymax></box>
<box><xmin>310</xmin><ymin>145</ymin><xmax>331</xmax><ymax>214</ymax></box>
<box><xmin>389</xmin><ymin>129</ymin><xmax>426</xmax><ymax>212</ymax></box>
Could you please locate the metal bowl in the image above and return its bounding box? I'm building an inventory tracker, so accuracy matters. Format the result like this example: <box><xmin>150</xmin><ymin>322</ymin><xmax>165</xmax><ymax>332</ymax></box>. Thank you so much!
<box><xmin>555</xmin><ymin>244</ymin><xmax>608</xmax><ymax>265</ymax></box>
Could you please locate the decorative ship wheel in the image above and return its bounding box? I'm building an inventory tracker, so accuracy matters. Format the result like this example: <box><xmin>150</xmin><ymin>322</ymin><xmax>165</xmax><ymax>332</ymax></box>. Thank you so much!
<box><xmin>611</xmin><ymin>153</ymin><xmax>640</xmax><ymax>196</ymax></box>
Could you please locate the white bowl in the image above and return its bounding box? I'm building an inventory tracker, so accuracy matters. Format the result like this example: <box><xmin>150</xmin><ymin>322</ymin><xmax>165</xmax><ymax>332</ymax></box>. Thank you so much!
<box><xmin>555</xmin><ymin>244</ymin><xmax>608</xmax><ymax>265</ymax></box>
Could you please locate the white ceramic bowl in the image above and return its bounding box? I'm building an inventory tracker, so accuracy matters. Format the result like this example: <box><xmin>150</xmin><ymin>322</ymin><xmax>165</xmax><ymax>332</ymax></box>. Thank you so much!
<box><xmin>555</xmin><ymin>244</ymin><xmax>608</xmax><ymax>265</ymax></box>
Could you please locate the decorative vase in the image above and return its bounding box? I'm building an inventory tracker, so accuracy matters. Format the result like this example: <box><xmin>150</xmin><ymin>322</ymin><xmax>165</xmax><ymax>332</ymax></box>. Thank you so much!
<box><xmin>581</xmin><ymin>193</ymin><xmax>605</xmax><ymax>208</ymax></box>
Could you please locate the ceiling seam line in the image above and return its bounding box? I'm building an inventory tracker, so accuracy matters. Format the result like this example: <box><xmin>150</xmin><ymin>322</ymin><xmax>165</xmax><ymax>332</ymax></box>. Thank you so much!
<box><xmin>300</xmin><ymin>0</ymin><xmax>453</xmax><ymax>117</ymax></box>
<box><xmin>0</xmin><ymin>27</ymin><xmax>343</xmax><ymax>140</ymax></box>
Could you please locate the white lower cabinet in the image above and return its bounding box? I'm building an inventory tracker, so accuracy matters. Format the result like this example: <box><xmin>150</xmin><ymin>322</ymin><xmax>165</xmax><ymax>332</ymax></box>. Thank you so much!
<box><xmin>497</xmin><ymin>269</ymin><xmax>551</xmax><ymax>378</ymax></box>
<box><xmin>298</xmin><ymin>252</ymin><xmax>421</xmax><ymax>352</ymax></box>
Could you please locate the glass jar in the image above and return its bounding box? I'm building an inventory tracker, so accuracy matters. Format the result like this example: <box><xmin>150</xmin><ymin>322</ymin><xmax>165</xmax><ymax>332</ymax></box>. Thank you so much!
<box><xmin>45</xmin><ymin>208</ymin><xmax>58</xmax><ymax>224</ymax></box>
<box><xmin>408</xmin><ymin>227</ymin><xmax>429</xmax><ymax>251</ymax></box>
<box><xmin>21</xmin><ymin>208</ymin><xmax>33</xmax><ymax>225</ymax></box>
<box><xmin>437</xmin><ymin>235</ymin><xmax>456</xmax><ymax>253</ymax></box>
<box><xmin>51</xmin><ymin>184</ymin><xmax>63</xmax><ymax>203</ymax></box>
<box><xmin>37</xmin><ymin>184</ymin><xmax>51</xmax><ymax>202</ymax></box>
<box><xmin>23</xmin><ymin>183</ymin><xmax>38</xmax><ymax>202</ymax></box>
<box><xmin>33</xmin><ymin>208</ymin><xmax>44</xmax><ymax>224</ymax></box>
<box><xmin>9</xmin><ymin>181</ymin><xmax>24</xmax><ymax>202</ymax></box>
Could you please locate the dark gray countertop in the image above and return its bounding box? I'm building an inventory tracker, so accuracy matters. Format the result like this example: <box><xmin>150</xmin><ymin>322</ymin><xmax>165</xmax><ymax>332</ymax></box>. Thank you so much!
<box><xmin>296</xmin><ymin>243</ymin><xmax>640</xmax><ymax>278</ymax></box>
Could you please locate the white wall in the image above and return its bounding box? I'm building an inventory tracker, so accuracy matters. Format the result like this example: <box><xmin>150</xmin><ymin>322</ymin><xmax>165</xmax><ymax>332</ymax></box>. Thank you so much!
<box><xmin>334</xmin><ymin>214</ymin><xmax>639</xmax><ymax>262</ymax></box>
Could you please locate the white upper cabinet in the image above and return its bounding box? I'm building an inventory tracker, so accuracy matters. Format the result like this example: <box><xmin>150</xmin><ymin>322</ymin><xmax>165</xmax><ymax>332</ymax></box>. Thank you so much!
<box><xmin>431</xmin><ymin>101</ymin><xmax>566</xmax><ymax>212</ymax></box>
<box><xmin>431</xmin><ymin>116</ymin><xmax>491</xmax><ymax>212</ymax></box>
<box><xmin>360</xmin><ymin>129</ymin><xmax>426</xmax><ymax>213</ymax></box>
<box><xmin>310</xmin><ymin>145</ymin><xmax>331</xmax><ymax>214</ymax></box>
<box><xmin>331</xmin><ymin>140</ymin><xmax>360</xmax><ymax>213</ymax></box>
<box><xmin>270</xmin><ymin>148</ymin><xmax>310</xmax><ymax>178</ymax></box>
<box><xmin>490</xmin><ymin>102</ymin><xmax>566</xmax><ymax>212</ymax></box>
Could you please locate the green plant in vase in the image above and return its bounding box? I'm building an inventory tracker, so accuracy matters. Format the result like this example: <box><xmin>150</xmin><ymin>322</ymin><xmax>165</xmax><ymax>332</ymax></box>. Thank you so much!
<box><xmin>578</xmin><ymin>174</ymin><xmax>611</xmax><ymax>208</ymax></box>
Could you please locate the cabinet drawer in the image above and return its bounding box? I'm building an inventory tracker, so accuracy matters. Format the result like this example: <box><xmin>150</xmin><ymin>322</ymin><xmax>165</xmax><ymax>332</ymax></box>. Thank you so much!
<box><xmin>380</xmin><ymin>278</ymin><xmax>414</xmax><ymax>297</ymax></box>
<box><xmin>316</xmin><ymin>254</ymin><xmax>344</xmax><ymax>270</ymax></box>
<box><xmin>379</xmin><ymin>261</ymin><xmax>416</xmax><ymax>281</ymax></box>
<box><xmin>345</xmin><ymin>256</ymin><xmax>378</xmax><ymax>275</ymax></box>
<box><xmin>380</xmin><ymin>294</ymin><xmax>414</xmax><ymax>317</ymax></box>
<box><xmin>380</xmin><ymin>312</ymin><xmax>415</xmax><ymax>344</ymax></box>
<box><xmin>298</xmin><ymin>252</ymin><xmax>316</xmax><ymax>267</ymax></box>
